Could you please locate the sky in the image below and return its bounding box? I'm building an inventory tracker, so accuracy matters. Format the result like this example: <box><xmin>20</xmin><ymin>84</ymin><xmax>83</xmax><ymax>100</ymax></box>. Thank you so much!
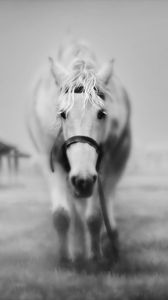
<box><xmin>0</xmin><ymin>0</ymin><xmax>168</xmax><ymax>152</ymax></box>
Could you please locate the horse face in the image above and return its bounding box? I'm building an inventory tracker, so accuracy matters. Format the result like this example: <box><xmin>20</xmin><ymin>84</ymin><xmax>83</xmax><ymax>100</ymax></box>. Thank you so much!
<box><xmin>60</xmin><ymin>93</ymin><xmax>107</xmax><ymax>198</ymax></box>
<box><xmin>49</xmin><ymin>57</ymin><xmax>114</xmax><ymax>197</ymax></box>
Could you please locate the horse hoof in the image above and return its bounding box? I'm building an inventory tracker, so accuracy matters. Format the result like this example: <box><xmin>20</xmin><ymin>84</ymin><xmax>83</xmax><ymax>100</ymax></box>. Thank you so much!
<box><xmin>101</xmin><ymin>230</ymin><xmax>120</xmax><ymax>263</ymax></box>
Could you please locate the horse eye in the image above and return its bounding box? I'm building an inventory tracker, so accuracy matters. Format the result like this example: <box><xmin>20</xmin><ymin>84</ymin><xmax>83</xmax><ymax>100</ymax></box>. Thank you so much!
<box><xmin>97</xmin><ymin>91</ymin><xmax>105</xmax><ymax>100</ymax></box>
<box><xmin>60</xmin><ymin>112</ymin><xmax>66</xmax><ymax>120</ymax></box>
<box><xmin>74</xmin><ymin>86</ymin><xmax>84</xmax><ymax>93</ymax></box>
<box><xmin>94</xmin><ymin>87</ymin><xmax>105</xmax><ymax>100</ymax></box>
<box><xmin>97</xmin><ymin>110</ymin><xmax>107</xmax><ymax>120</ymax></box>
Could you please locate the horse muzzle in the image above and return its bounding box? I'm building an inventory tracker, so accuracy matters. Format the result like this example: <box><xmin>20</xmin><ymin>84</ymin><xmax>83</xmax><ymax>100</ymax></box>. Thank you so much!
<box><xmin>71</xmin><ymin>174</ymin><xmax>97</xmax><ymax>198</ymax></box>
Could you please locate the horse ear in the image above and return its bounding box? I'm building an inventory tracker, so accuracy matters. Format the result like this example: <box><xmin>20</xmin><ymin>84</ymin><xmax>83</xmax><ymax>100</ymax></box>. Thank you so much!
<box><xmin>48</xmin><ymin>57</ymin><xmax>68</xmax><ymax>86</ymax></box>
<box><xmin>97</xmin><ymin>59</ymin><xmax>115</xmax><ymax>85</ymax></box>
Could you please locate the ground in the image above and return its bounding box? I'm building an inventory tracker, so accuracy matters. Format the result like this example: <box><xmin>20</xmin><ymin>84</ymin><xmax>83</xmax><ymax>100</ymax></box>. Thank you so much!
<box><xmin>0</xmin><ymin>164</ymin><xmax>168</xmax><ymax>300</ymax></box>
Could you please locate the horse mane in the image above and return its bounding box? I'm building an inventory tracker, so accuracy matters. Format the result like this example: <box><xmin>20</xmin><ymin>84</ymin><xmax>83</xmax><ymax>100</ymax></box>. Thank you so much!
<box><xmin>57</xmin><ymin>59</ymin><xmax>110</xmax><ymax>114</ymax></box>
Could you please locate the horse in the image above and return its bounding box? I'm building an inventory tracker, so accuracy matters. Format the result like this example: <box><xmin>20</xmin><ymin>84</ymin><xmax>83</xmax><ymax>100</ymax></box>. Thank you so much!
<box><xmin>27</xmin><ymin>41</ymin><xmax>131</xmax><ymax>269</ymax></box>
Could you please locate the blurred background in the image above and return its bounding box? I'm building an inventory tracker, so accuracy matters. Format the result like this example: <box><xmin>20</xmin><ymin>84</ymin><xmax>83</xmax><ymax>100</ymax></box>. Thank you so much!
<box><xmin>1</xmin><ymin>2</ymin><xmax>168</xmax><ymax>298</ymax></box>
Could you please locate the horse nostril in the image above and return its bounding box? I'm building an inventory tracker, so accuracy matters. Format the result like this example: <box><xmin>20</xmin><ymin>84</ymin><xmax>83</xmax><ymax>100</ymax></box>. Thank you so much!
<box><xmin>71</xmin><ymin>175</ymin><xmax>97</xmax><ymax>191</ymax></box>
<box><xmin>71</xmin><ymin>176</ymin><xmax>86</xmax><ymax>189</ymax></box>
<box><xmin>92</xmin><ymin>175</ymin><xmax>97</xmax><ymax>184</ymax></box>
<box><xmin>77</xmin><ymin>178</ymin><xmax>86</xmax><ymax>190</ymax></box>
<box><xmin>71</xmin><ymin>176</ymin><xmax>77</xmax><ymax>187</ymax></box>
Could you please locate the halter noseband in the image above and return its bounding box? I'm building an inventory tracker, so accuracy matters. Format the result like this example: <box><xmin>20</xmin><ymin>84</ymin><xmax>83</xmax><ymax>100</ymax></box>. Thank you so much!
<box><xmin>64</xmin><ymin>135</ymin><xmax>100</xmax><ymax>153</ymax></box>
<box><xmin>50</xmin><ymin>135</ymin><xmax>103</xmax><ymax>173</ymax></box>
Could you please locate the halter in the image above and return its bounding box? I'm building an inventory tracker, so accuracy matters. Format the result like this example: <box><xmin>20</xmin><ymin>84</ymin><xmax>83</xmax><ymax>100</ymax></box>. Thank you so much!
<box><xmin>50</xmin><ymin>135</ymin><xmax>103</xmax><ymax>173</ymax></box>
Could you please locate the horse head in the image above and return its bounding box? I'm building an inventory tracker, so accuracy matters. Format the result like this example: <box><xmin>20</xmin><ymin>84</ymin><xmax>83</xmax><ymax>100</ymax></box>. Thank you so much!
<box><xmin>49</xmin><ymin>57</ymin><xmax>115</xmax><ymax>198</ymax></box>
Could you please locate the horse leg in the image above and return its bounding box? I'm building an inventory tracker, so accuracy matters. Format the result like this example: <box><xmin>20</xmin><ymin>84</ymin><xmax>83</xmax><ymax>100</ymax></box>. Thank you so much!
<box><xmin>41</xmin><ymin>157</ymin><xmax>71</xmax><ymax>264</ymax></box>
<box><xmin>85</xmin><ymin>190</ymin><xmax>102</xmax><ymax>261</ymax></box>
<box><xmin>51</xmin><ymin>173</ymin><xmax>71</xmax><ymax>264</ymax></box>
<box><xmin>69</xmin><ymin>204</ymin><xmax>86</xmax><ymax>267</ymax></box>
<box><xmin>53</xmin><ymin>204</ymin><xmax>70</xmax><ymax>265</ymax></box>
<box><xmin>100</xmin><ymin>196</ymin><xmax>119</xmax><ymax>263</ymax></box>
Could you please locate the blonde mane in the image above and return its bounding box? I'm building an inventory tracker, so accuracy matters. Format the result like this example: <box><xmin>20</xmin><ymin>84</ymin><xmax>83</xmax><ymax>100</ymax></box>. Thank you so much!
<box><xmin>57</xmin><ymin>59</ymin><xmax>111</xmax><ymax>114</ymax></box>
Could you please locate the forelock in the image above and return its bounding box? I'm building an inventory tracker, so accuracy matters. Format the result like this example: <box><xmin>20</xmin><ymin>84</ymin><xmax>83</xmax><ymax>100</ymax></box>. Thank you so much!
<box><xmin>57</xmin><ymin>61</ymin><xmax>110</xmax><ymax>114</ymax></box>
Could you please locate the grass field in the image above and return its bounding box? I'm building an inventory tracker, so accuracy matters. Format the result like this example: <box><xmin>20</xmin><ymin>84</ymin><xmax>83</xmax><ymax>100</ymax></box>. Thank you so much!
<box><xmin>0</xmin><ymin>165</ymin><xmax>168</xmax><ymax>300</ymax></box>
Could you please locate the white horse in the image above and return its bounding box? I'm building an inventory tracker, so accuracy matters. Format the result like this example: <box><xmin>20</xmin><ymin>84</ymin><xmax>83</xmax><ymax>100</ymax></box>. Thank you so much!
<box><xmin>28</xmin><ymin>41</ymin><xmax>131</xmax><ymax>269</ymax></box>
